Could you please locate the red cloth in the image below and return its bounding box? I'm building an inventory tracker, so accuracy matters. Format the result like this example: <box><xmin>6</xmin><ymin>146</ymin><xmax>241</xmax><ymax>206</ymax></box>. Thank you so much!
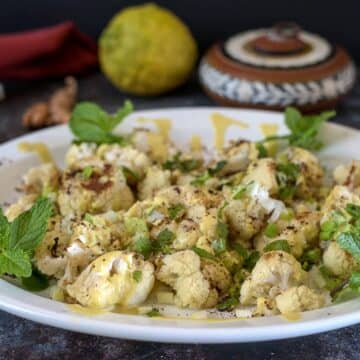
<box><xmin>0</xmin><ymin>22</ymin><xmax>98</xmax><ymax>80</ymax></box>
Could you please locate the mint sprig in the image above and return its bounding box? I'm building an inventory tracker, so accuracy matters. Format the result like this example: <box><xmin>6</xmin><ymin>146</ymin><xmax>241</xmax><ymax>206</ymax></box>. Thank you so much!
<box><xmin>0</xmin><ymin>198</ymin><xmax>52</xmax><ymax>279</ymax></box>
<box><xmin>260</xmin><ymin>107</ymin><xmax>335</xmax><ymax>151</ymax></box>
<box><xmin>69</xmin><ymin>101</ymin><xmax>133</xmax><ymax>144</ymax></box>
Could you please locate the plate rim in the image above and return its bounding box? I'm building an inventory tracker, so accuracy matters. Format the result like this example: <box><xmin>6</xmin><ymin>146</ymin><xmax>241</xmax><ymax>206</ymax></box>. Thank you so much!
<box><xmin>0</xmin><ymin>106</ymin><xmax>359</xmax><ymax>343</ymax></box>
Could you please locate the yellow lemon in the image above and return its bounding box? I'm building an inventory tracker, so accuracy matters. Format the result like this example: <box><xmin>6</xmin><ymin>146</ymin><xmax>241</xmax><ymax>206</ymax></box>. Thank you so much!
<box><xmin>99</xmin><ymin>3</ymin><xmax>198</xmax><ymax>96</ymax></box>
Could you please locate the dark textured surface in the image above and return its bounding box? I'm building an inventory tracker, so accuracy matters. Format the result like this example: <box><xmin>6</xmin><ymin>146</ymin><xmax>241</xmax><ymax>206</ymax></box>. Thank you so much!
<box><xmin>1</xmin><ymin>72</ymin><xmax>360</xmax><ymax>359</ymax></box>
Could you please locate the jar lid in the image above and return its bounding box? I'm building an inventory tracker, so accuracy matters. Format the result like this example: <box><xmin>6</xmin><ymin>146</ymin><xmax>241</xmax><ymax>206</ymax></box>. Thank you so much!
<box><xmin>199</xmin><ymin>23</ymin><xmax>356</xmax><ymax>112</ymax></box>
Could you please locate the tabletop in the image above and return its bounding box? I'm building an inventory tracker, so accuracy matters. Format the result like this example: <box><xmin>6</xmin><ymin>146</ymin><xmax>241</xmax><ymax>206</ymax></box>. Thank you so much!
<box><xmin>1</xmin><ymin>72</ymin><xmax>360</xmax><ymax>360</ymax></box>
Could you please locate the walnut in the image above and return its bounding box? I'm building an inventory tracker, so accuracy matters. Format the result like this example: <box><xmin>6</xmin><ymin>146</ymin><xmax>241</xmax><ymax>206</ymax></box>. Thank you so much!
<box><xmin>22</xmin><ymin>77</ymin><xmax>78</xmax><ymax>129</ymax></box>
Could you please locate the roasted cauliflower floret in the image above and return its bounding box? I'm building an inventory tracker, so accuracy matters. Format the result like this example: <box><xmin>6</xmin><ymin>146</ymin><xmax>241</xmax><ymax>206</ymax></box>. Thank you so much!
<box><xmin>275</xmin><ymin>285</ymin><xmax>327</xmax><ymax>315</ymax></box>
<box><xmin>283</xmin><ymin>147</ymin><xmax>324</xmax><ymax>198</ymax></box>
<box><xmin>224</xmin><ymin>198</ymin><xmax>268</xmax><ymax>242</ymax></box>
<box><xmin>255</xmin><ymin>211</ymin><xmax>321</xmax><ymax>257</ymax></box>
<box><xmin>58</xmin><ymin>162</ymin><xmax>134</xmax><ymax>216</ymax></box>
<box><xmin>34</xmin><ymin>216</ymin><xmax>72</xmax><ymax>278</ymax></box>
<box><xmin>156</xmin><ymin>250</ymin><xmax>218</xmax><ymax>309</ymax></box>
<box><xmin>173</xmin><ymin>219</ymin><xmax>200</xmax><ymax>250</ymax></box>
<box><xmin>323</xmin><ymin>241</ymin><xmax>360</xmax><ymax>278</ymax></box>
<box><xmin>220</xmin><ymin>140</ymin><xmax>258</xmax><ymax>175</ymax></box>
<box><xmin>333</xmin><ymin>160</ymin><xmax>360</xmax><ymax>190</ymax></box>
<box><xmin>240</xmin><ymin>251</ymin><xmax>307</xmax><ymax>306</ymax></box>
<box><xmin>22</xmin><ymin>163</ymin><xmax>60</xmax><ymax>194</ymax></box>
<box><xmin>97</xmin><ymin>144</ymin><xmax>151</xmax><ymax>179</ymax></box>
<box><xmin>201</xmin><ymin>260</ymin><xmax>231</xmax><ymax>294</ymax></box>
<box><xmin>5</xmin><ymin>193</ymin><xmax>37</xmax><ymax>221</ymax></box>
<box><xmin>138</xmin><ymin>166</ymin><xmax>171</xmax><ymax>200</ymax></box>
<box><xmin>65</xmin><ymin>143</ymin><xmax>97</xmax><ymax>167</ymax></box>
<box><xmin>242</xmin><ymin>158</ymin><xmax>278</xmax><ymax>195</ymax></box>
<box><xmin>321</xmin><ymin>186</ymin><xmax>360</xmax><ymax>223</ymax></box>
<box><xmin>66</xmin><ymin>251</ymin><xmax>155</xmax><ymax>308</ymax></box>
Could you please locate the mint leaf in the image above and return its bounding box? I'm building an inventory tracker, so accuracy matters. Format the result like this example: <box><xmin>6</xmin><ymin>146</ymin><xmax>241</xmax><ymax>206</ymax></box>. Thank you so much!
<box><xmin>69</xmin><ymin>101</ymin><xmax>132</xmax><ymax>144</ymax></box>
<box><xmin>261</xmin><ymin>107</ymin><xmax>336</xmax><ymax>151</ymax></box>
<box><xmin>9</xmin><ymin>197</ymin><xmax>53</xmax><ymax>252</ymax></box>
<box><xmin>336</xmin><ymin>232</ymin><xmax>360</xmax><ymax>261</ymax></box>
<box><xmin>0</xmin><ymin>208</ymin><xmax>10</xmax><ymax>249</ymax></box>
<box><xmin>0</xmin><ymin>249</ymin><xmax>31</xmax><ymax>277</ymax></box>
<box><xmin>21</xmin><ymin>268</ymin><xmax>49</xmax><ymax>291</ymax></box>
<box><xmin>263</xmin><ymin>240</ymin><xmax>291</xmax><ymax>253</ymax></box>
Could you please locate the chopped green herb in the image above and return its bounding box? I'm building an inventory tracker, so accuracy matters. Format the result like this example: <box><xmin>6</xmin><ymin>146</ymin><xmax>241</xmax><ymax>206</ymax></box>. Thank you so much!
<box><xmin>191</xmin><ymin>172</ymin><xmax>211</xmax><ymax>187</ymax></box>
<box><xmin>146</xmin><ymin>308</ymin><xmax>160</xmax><ymax>317</ymax></box>
<box><xmin>21</xmin><ymin>268</ymin><xmax>49</xmax><ymax>291</ymax></box>
<box><xmin>153</xmin><ymin>229</ymin><xmax>175</xmax><ymax>253</ymax></box>
<box><xmin>168</xmin><ymin>203</ymin><xmax>186</xmax><ymax>220</ymax></box>
<box><xmin>0</xmin><ymin>198</ymin><xmax>53</xmax><ymax>279</ymax></box>
<box><xmin>82</xmin><ymin>166</ymin><xmax>93</xmax><ymax>179</ymax></box>
<box><xmin>134</xmin><ymin>236</ymin><xmax>152</xmax><ymax>258</ymax></box>
<box><xmin>192</xmin><ymin>246</ymin><xmax>217</xmax><ymax>261</ymax></box>
<box><xmin>191</xmin><ymin>161</ymin><xmax>228</xmax><ymax>186</ymax></box>
<box><xmin>163</xmin><ymin>153</ymin><xmax>201</xmax><ymax>173</ymax></box>
<box><xmin>256</xmin><ymin>142</ymin><xmax>268</xmax><ymax>158</ymax></box>
<box><xmin>243</xmin><ymin>251</ymin><xmax>260</xmax><ymax>271</ymax></box>
<box><xmin>217</xmin><ymin>296</ymin><xmax>238</xmax><ymax>311</ymax></box>
<box><xmin>276</xmin><ymin>162</ymin><xmax>300</xmax><ymax>200</ymax></box>
<box><xmin>69</xmin><ymin>100</ymin><xmax>133</xmax><ymax>145</ymax></box>
<box><xmin>260</xmin><ymin>107</ymin><xmax>336</xmax><ymax>151</ymax></box>
<box><xmin>132</xmin><ymin>270</ymin><xmax>142</xmax><ymax>283</ymax></box>
<box><xmin>122</xmin><ymin>166</ymin><xmax>140</xmax><ymax>183</ymax></box>
<box><xmin>263</xmin><ymin>240</ymin><xmax>291</xmax><ymax>253</ymax></box>
<box><xmin>232</xmin><ymin>243</ymin><xmax>248</xmax><ymax>259</ymax></box>
<box><xmin>264</xmin><ymin>223</ymin><xmax>279</xmax><ymax>238</ymax></box>
<box><xmin>208</xmin><ymin>161</ymin><xmax>227</xmax><ymax>176</ymax></box>
<box><xmin>212</xmin><ymin>222</ymin><xmax>229</xmax><ymax>255</ymax></box>
<box><xmin>232</xmin><ymin>181</ymin><xmax>254</xmax><ymax>200</ymax></box>
<box><xmin>212</xmin><ymin>238</ymin><xmax>227</xmax><ymax>255</ymax></box>
<box><xmin>319</xmin><ymin>265</ymin><xmax>343</xmax><ymax>291</ymax></box>
<box><xmin>349</xmin><ymin>271</ymin><xmax>360</xmax><ymax>291</ymax></box>
<box><xmin>300</xmin><ymin>248</ymin><xmax>321</xmax><ymax>270</ymax></box>
<box><xmin>345</xmin><ymin>204</ymin><xmax>360</xmax><ymax>218</ymax></box>
<box><xmin>84</xmin><ymin>213</ymin><xmax>93</xmax><ymax>224</ymax></box>
<box><xmin>336</xmin><ymin>232</ymin><xmax>360</xmax><ymax>261</ymax></box>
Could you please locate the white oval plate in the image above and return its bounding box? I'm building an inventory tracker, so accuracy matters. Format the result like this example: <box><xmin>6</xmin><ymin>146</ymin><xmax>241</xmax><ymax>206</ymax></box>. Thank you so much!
<box><xmin>0</xmin><ymin>107</ymin><xmax>359</xmax><ymax>343</ymax></box>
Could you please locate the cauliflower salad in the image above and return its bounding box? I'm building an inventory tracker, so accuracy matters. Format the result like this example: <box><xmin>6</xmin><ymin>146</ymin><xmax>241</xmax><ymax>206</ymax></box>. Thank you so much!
<box><xmin>2</xmin><ymin>102</ymin><xmax>360</xmax><ymax>320</ymax></box>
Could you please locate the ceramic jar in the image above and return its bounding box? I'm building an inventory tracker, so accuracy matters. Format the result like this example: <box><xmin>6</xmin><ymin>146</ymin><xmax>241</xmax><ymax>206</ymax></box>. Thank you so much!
<box><xmin>199</xmin><ymin>23</ymin><xmax>356</xmax><ymax>112</ymax></box>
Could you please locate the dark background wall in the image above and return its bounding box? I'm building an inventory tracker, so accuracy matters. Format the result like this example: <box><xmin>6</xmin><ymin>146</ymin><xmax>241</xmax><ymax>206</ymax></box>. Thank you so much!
<box><xmin>1</xmin><ymin>0</ymin><xmax>359</xmax><ymax>62</ymax></box>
